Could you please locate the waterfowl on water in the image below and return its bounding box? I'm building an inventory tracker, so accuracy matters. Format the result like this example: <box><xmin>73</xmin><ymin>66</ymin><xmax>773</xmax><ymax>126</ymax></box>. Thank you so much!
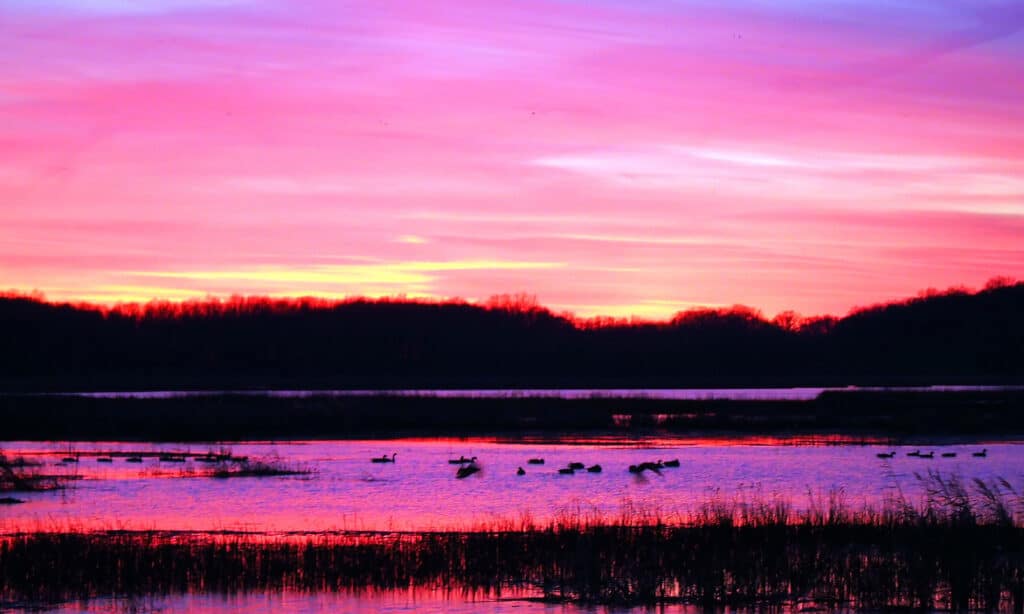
<box><xmin>125</xmin><ymin>456</ymin><xmax>143</xmax><ymax>463</ymax></box>
<box><xmin>448</xmin><ymin>456</ymin><xmax>477</xmax><ymax>465</ymax></box>
<box><xmin>527</xmin><ymin>458</ymin><xmax>544</xmax><ymax>465</ymax></box>
<box><xmin>628</xmin><ymin>462</ymin><xmax>662</xmax><ymax>475</ymax></box>
<box><xmin>586</xmin><ymin>464</ymin><xmax>602</xmax><ymax>473</ymax></box>
<box><xmin>917</xmin><ymin>452</ymin><xmax>934</xmax><ymax>459</ymax></box>
<box><xmin>455</xmin><ymin>463</ymin><xmax>480</xmax><ymax>479</ymax></box>
<box><xmin>663</xmin><ymin>459</ymin><xmax>680</xmax><ymax>467</ymax></box>
<box><xmin>516</xmin><ymin>467</ymin><xmax>526</xmax><ymax>476</ymax></box>
<box><xmin>941</xmin><ymin>452</ymin><xmax>957</xmax><ymax>458</ymax></box>
<box><xmin>371</xmin><ymin>453</ymin><xmax>397</xmax><ymax>463</ymax></box>
<box><xmin>876</xmin><ymin>451</ymin><xmax>896</xmax><ymax>459</ymax></box>
<box><xmin>61</xmin><ymin>457</ymin><xmax>78</xmax><ymax>463</ymax></box>
<box><xmin>906</xmin><ymin>450</ymin><xmax>920</xmax><ymax>457</ymax></box>
<box><xmin>558</xmin><ymin>467</ymin><xmax>575</xmax><ymax>475</ymax></box>
<box><xmin>973</xmin><ymin>449</ymin><xmax>988</xmax><ymax>458</ymax></box>
<box><xmin>568</xmin><ymin>462</ymin><xmax>585</xmax><ymax>470</ymax></box>
<box><xmin>97</xmin><ymin>457</ymin><xmax>113</xmax><ymax>463</ymax></box>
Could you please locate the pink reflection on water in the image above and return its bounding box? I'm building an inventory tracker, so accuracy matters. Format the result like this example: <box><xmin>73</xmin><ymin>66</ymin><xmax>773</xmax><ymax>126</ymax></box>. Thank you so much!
<box><xmin>2</xmin><ymin>439</ymin><xmax>1022</xmax><ymax>533</ymax></box>
<box><xmin>51</xmin><ymin>588</ymin><xmax>710</xmax><ymax>613</ymax></box>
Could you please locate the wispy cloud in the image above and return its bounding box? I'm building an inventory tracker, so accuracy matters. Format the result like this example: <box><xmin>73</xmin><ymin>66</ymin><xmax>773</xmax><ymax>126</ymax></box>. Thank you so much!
<box><xmin>2</xmin><ymin>0</ymin><xmax>1022</xmax><ymax>318</ymax></box>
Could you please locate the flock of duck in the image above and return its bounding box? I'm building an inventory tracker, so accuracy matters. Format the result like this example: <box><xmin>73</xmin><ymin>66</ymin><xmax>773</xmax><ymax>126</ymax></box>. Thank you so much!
<box><xmin>369</xmin><ymin>453</ymin><xmax>683</xmax><ymax>478</ymax></box>
<box><xmin>876</xmin><ymin>448</ymin><xmax>988</xmax><ymax>459</ymax></box>
<box><xmin>58</xmin><ymin>451</ymin><xmax>250</xmax><ymax>465</ymax></box>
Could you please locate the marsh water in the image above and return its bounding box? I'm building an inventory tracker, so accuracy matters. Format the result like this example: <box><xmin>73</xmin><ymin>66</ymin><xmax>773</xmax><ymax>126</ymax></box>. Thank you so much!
<box><xmin>38</xmin><ymin>383</ymin><xmax>1024</xmax><ymax>401</ymax></box>
<box><xmin>3</xmin><ymin>437</ymin><xmax>1021</xmax><ymax>533</ymax></box>
<box><xmin>35</xmin><ymin>592</ymin><xmax>755</xmax><ymax>613</ymax></box>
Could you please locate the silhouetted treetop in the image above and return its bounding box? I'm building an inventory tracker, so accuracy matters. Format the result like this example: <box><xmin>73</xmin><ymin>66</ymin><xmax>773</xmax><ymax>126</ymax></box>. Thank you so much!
<box><xmin>1</xmin><ymin>279</ymin><xmax>1021</xmax><ymax>387</ymax></box>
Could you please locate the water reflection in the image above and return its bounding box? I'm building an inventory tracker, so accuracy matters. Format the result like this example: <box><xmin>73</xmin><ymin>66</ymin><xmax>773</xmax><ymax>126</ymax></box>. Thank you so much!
<box><xmin>2</xmin><ymin>438</ymin><xmax>1021</xmax><ymax>533</ymax></box>
<box><xmin>32</xmin><ymin>384</ymin><xmax>1024</xmax><ymax>401</ymax></box>
<box><xmin>41</xmin><ymin>590</ymin><xmax>710</xmax><ymax>613</ymax></box>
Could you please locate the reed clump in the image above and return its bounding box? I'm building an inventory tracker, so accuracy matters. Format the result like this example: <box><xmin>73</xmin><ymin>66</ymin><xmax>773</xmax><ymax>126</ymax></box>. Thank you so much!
<box><xmin>2</xmin><ymin>474</ymin><xmax>1023</xmax><ymax>610</ymax></box>
<box><xmin>206</xmin><ymin>457</ymin><xmax>312</xmax><ymax>479</ymax></box>
<box><xmin>0</xmin><ymin>450</ymin><xmax>64</xmax><ymax>493</ymax></box>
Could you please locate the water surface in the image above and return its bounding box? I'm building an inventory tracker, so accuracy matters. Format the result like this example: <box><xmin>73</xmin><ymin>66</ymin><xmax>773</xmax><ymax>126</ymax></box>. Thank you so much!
<box><xmin>33</xmin><ymin>591</ymin><xmax>712</xmax><ymax>613</ymax></box>
<box><xmin>30</xmin><ymin>384</ymin><xmax>1024</xmax><ymax>400</ymax></box>
<box><xmin>3</xmin><ymin>438</ymin><xmax>1019</xmax><ymax>532</ymax></box>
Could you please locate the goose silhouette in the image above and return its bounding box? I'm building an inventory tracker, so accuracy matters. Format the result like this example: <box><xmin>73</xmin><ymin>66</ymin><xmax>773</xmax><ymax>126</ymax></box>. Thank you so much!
<box><xmin>628</xmin><ymin>462</ymin><xmax>662</xmax><ymax>475</ymax></box>
<box><xmin>455</xmin><ymin>463</ymin><xmax>480</xmax><ymax>479</ymax></box>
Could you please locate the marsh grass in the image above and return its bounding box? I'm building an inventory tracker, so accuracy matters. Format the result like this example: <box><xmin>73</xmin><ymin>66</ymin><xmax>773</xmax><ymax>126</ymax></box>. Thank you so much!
<box><xmin>2</xmin><ymin>475</ymin><xmax>1023</xmax><ymax>610</ymax></box>
<box><xmin>137</xmin><ymin>456</ymin><xmax>313</xmax><ymax>479</ymax></box>
<box><xmin>207</xmin><ymin>457</ymin><xmax>313</xmax><ymax>478</ymax></box>
<box><xmin>0</xmin><ymin>450</ymin><xmax>65</xmax><ymax>493</ymax></box>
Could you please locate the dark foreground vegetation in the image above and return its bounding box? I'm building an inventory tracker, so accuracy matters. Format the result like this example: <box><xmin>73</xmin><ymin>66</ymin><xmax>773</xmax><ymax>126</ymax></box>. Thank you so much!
<box><xmin>2</xmin><ymin>389</ymin><xmax>1023</xmax><ymax>440</ymax></box>
<box><xmin>1</xmin><ymin>279</ymin><xmax>1022</xmax><ymax>390</ymax></box>
<box><xmin>0</xmin><ymin>451</ymin><xmax>65</xmax><ymax>494</ymax></box>
<box><xmin>2</xmin><ymin>476</ymin><xmax>1023</xmax><ymax>610</ymax></box>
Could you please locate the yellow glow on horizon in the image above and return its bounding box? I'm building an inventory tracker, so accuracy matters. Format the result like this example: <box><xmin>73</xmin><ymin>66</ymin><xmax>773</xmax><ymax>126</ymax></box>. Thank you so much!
<box><xmin>125</xmin><ymin>260</ymin><xmax>564</xmax><ymax>287</ymax></box>
<box><xmin>560</xmin><ymin>299</ymin><xmax>729</xmax><ymax>321</ymax></box>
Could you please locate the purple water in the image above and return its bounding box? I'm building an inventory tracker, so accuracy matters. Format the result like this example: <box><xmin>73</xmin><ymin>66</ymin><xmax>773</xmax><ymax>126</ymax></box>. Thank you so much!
<box><xmin>45</xmin><ymin>591</ymin><xmax>713</xmax><ymax>613</ymax></box>
<box><xmin>29</xmin><ymin>384</ymin><xmax>1024</xmax><ymax>400</ymax></box>
<box><xmin>2</xmin><ymin>438</ymin><xmax>1020</xmax><ymax>533</ymax></box>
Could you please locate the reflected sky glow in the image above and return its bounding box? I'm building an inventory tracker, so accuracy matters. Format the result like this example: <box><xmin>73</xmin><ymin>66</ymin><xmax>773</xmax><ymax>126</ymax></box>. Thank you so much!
<box><xmin>2</xmin><ymin>438</ymin><xmax>1021</xmax><ymax>533</ymax></box>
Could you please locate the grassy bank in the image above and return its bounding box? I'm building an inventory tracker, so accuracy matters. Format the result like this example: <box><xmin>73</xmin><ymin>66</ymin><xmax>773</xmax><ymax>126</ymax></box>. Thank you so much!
<box><xmin>0</xmin><ymin>389</ymin><xmax>1022</xmax><ymax>440</ymax></box>
<box><xmin>2</xmin><ymin>477</ymin><xmax>1023</xmax><ymax>610</ymax></box>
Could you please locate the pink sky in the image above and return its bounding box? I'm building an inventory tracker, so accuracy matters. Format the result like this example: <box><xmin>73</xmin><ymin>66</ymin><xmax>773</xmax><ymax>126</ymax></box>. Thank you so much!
<box><xmin>2</xmin><ymin>0</ymin><xmax>1023</xmax><ymax>318</ymax></box>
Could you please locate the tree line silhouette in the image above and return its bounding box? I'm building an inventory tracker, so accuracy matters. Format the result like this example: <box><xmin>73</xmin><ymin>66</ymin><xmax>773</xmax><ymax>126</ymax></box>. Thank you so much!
<box><xmin>1</xmin><ymin>279</ymin><xmax>1021</xmax><ymax>389</ymax></box>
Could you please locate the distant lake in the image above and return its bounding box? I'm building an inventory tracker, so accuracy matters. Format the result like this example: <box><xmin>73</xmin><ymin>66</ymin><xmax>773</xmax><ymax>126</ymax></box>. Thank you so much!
<box><xmin>3</xmin><ymin>437</ymin><xmax>1020</xmax><ymax>533</ymax></box>
<box><xmin>28</xmin><ymin>384</ymin><xmax>1024</xmax><ymax>401</ymax></box>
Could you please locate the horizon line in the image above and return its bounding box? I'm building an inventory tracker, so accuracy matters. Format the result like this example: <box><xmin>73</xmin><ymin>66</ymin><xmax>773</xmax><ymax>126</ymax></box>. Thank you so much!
<box><xmin>4</xmin><ymin>275</ymin><xmax>1018</xmax><ymax>326</ymax></box>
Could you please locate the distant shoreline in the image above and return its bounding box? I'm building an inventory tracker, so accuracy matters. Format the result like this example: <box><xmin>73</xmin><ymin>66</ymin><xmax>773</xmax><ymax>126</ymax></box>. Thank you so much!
<box><xmin>3</xmin><ymin>374</ymin><xmax>1022</xmax><ymax>394</ymax></box>
<box><xmin>2</xmin><ymin>388</ymin><xmax>1023</xmax><ymax>441</ymax></box>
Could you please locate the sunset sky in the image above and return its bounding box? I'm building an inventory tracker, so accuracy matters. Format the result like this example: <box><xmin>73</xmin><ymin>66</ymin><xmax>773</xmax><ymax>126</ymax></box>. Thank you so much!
<box><xmin>2</xmin><ymin>0</ymin><xmax>1023</xmax><ymax>318</ymax></box>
